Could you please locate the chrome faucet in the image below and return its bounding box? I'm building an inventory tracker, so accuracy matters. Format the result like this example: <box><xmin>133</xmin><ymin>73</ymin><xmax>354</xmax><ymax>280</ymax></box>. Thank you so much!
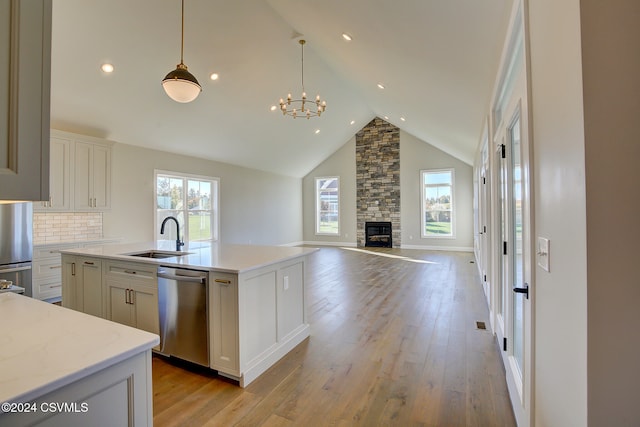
<box><xmin>160</xmin><ymin>216</ymin><xmax>184</xmax><ymax>251</ymax></box>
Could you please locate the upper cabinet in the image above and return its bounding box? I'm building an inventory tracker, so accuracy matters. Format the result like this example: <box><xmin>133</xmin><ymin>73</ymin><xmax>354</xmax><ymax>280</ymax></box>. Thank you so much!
<box><xmin>74</xmin><ymin>139</ymin><xmax>111</xmax><ymax>211</ymax></box>
<box><xmin>37</xmin><ymin>130</ymin><xmax>113</xmax><ymax>212</ymax></box>
<box><xmin>34</xmin><ymin>135</ymin><xmax>71</xmax><ymax>211</ymax></box>
<box><xmin>0</xmin><ymin>0</ymin><xmax>52</xmax><ymax>201</ymax></box>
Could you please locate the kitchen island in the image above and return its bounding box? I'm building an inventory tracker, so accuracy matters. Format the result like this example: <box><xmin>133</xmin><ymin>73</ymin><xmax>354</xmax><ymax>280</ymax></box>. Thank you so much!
<box><xmin>60</xmin><ymin>241</ymin><xmax>317</xmax><ymax>387</ymax></box>
<box><xmin>0</xmin><ymin>292</ymin><xmax>158</xmax><ymax>426</ymax></box>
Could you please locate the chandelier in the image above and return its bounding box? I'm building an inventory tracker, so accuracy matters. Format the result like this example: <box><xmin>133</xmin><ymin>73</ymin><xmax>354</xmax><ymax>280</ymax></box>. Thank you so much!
<box><xmin>162</xmin><ymin>0</ymin><xmax>201</xmax><ymax>103</ymax></box>
<box><xmin>278</xmin><ymin>39</ymin><xmax>327</xmax><ymax>119</ymax></box>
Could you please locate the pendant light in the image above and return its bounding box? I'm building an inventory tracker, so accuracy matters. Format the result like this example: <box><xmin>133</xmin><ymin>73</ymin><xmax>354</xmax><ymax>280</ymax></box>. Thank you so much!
<box><xmin>162</xmin><ymin>0</ymin><xmax>201</xmax><ymax>103</ymax></box>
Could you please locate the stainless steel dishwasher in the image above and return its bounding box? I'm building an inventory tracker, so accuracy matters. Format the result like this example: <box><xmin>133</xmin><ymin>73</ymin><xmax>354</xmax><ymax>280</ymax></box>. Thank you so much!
<box><xmin>157</xmin><ymin>266</ymin><xmax>209</xmax><ymax>367</ymax></box>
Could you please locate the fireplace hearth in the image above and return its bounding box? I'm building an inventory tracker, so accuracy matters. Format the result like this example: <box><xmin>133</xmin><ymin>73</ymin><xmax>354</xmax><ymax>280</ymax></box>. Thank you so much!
<box><xmin>365</xmin><ymin>221</ymin><xmax>392</xmax><ymax>248</ymax></box>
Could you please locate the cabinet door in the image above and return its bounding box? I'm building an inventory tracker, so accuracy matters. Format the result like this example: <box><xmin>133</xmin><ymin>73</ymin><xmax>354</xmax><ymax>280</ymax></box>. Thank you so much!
<box><xmin>48</xmin><ymin>137</ymin><xmax>72</xmax><ymax>210</ymax></box>
<box><xmin>61</xmin><ymin>257</ymin><xmax>78</xmax><ymax>310</ymax></box>
<box><xmin>132</xmin><ymin>287</ymin><xmax>159</xmax><ymax>337</ymax></box>
<box><xmin>108</xmin><ymin>284</ymin><xmax>134</xmax><ymax>327</ymax></box>
<box><xmin>74</xmin><ymin>141</ymin><xmax>93</xmax><ymax>210</ymax></box>
<box><xmin>210</xmin><ymin>274</ymin><xmax>239</xmax><ymax>373</ymax></box>
<box><xmin>73</xmin><ymin>140</ymin><xmax>111</xmax><ymax>210</ymax></box>
<box><xmin>0</xmin><ymin>0</ymin><xmax>51</xmax><ymax>201</ymax></box>
<box><xmin>79</xmin><ymin>258</ymin><xmax>102</xmax><ymax>317</ymax></box>
<box><xmin>34</xmin><ymin>136</ymin><xmax>72</xmax><ymax>211</ymax></box>
<box><xmin>91</xmin><ymin>143</ymin><xmax>111</xmax><ymax>210</ymax></box>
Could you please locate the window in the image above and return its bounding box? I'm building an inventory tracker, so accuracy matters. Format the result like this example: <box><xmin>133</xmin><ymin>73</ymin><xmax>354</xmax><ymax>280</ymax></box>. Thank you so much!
<box><xmin>315</xmin><ymin>177</ymin><xmax>339</xmax><ymax>235</ymax></box>
<box><xmin>421</xmin><ymin>169</ymin><xmax>454</xmax><ymax>238</ymax></box>
<box><xmin>155</xmin><ymin>171</ymin><xmax>219</xmax><ymax>242</ymax></box>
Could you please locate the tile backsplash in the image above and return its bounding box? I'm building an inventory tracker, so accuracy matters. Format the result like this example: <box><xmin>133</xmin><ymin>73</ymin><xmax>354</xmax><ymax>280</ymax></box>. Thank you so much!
<box><xmin>33</xmin><ymin>212</ymin><xmax>103</xmax><ymax>244</ymax></box>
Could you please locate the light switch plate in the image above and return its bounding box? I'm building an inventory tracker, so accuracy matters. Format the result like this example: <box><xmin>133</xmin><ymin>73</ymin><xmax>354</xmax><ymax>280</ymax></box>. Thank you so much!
<box><xmin>537</xmin><ymin>237</ymin><xmax>550</xmax><ymax>272</ymax></box>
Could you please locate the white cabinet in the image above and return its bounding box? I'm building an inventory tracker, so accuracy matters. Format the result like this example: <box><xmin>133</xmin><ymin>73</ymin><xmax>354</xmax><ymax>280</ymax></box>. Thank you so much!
<box><xmin>0</xmin><ymin>0</ymin><xmax>52</xmax><ymax>201</ymax></box>
<box><xmin>61</xmin><ymin>255</ymin><xmax>103</xmax><ymax>317</ymax></box>
<box><xmin>32</xmin><ymin>242</ymin><xmax>79</xmax><ymax>301</ymax></box>
<box><xmin>210</xmin><ymin>272</ymin><xmax>239</xmax><ymax>375</ymax></box>
<box><xmin>74</xmin><ymin>140</ymin><xmax>111</xmax><ymax>210</ymax></box>
<box><xmin>34</xmin><ymin>136</ymin><xmax>72</xmax><ymax>211</ymax></box>
<box><xmin>104</xmin><ymin>261</ymin><xmax>159</xmax><ymax>347</ymax></box>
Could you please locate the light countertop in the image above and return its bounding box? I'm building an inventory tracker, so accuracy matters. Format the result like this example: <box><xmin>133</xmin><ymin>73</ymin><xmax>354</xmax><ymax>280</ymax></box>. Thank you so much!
<box><xmin>58</xmin><ymin>241</ymin><xmax>318</xmax><ymax>274</ymax></box>
<box><xmin>0</xmin><ymin>293</ymin><xmax>159</xmax><ymax>403</ymax></box>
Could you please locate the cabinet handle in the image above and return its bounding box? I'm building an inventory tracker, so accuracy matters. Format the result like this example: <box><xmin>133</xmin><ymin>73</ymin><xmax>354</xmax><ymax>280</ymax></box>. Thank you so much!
<box><xmin>84</xmin><ymin>261</ymin><xmax>94</xmax><ymax>265</ymax></box>
<box><xmin>215</xmin><ymin>279</ymin><xmax>231</xmax><ymax>285</ymax></box>
<box><xmin>124</xmin><ymin>270</ymin><xmax>137</xmax><ymax>275</ymax></box>
<box><xmin>130</xmin><ymin>289</ymin><xmax>135</xmax><ymax>305</ymax></box>
<box><xmin>125</xmin><ymin>289</ymin><xmax>130</xmax><ymax>304</ymax></box>
<box><xmin>71</xmin><ymin>263</ymin><xmax>76</xmax><ymax>276</ymax></box>
<box><xmin>49</xmin><ymin>265</ymin><xmax>62</xmax><ymax>269</ymax></box>
<box><xmin>50</xmin><ymin>284</ymin><xmax>62</xmax><ymax>289</ymax></box>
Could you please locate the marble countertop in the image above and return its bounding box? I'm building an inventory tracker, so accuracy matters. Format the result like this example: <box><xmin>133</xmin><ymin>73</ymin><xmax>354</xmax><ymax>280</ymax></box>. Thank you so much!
<box><xmin>0</xmin><ymin>293</ymin><xmax>159</xmax><ymax>403</ymax></box>
<box><xmin>58</xmin><ymin>241</ymin><xmax>318</xmax><ymax>274</ymax></box>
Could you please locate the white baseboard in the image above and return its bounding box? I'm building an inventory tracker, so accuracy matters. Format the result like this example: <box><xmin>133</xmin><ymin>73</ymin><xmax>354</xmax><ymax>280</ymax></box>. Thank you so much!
<box><xmin>301</xmin><ymin>240</ymin><xmax>357</xmax><ymax>247</ymax></box>
<box><xmin>400</xmin><ymin>244</ymin><xmax>474</xmax><ymax>252</ymax></box>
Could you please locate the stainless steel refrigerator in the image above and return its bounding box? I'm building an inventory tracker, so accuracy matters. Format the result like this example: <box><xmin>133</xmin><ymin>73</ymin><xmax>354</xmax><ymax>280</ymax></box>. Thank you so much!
<box><xmin>0</xmin><ymin>202</ymin><xmax>33</xmax><ymax>296</ymax></box>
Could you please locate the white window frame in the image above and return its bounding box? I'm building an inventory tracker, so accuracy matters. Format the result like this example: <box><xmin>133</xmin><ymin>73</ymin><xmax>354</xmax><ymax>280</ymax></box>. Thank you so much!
<box><xmin>421</xmin><ymin>168</ymin><xmax>455</xmax><ymax>239</ymax></box>
<box><xmin>154</xmin><ymin>170</ymin><xmax>220</xmax><ymax>242</ymax></box>
<box><xmin>315</xmin><ymin>176</ymin><xmax>340</xmax><ymax>236</ymax></box>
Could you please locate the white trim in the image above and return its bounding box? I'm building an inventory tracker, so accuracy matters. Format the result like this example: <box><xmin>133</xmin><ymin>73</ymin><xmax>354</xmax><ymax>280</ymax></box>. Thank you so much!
<box><xmin>420</xmin><ymin>168</ymin><xmax>456</xmax><ymax>239</ymax></box>
<box><xmin>302</xmin><ymin>240</ymin><xmax>357</xmax><ymax>247</ymax></box>
<box><xmin>278</xmin><ymin>241</ymin><xmax>305</xmax><ymax>247</ymax></box>
<box><xmin>401</xmin><ymin>244</ymin><xmax>474</xmax><ymax>252</ymax></box>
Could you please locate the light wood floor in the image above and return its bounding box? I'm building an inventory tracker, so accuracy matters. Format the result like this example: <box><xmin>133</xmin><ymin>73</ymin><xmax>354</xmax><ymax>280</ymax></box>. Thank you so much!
<box><xmin>152</xmin><ymin>246</ymin><xmax>516</xmax><ymax>426</ymax></box>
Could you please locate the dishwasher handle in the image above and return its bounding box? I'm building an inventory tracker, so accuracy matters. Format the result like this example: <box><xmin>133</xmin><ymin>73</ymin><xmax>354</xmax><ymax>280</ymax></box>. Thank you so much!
<box><xmin>157</xmin><ymin>272</ymin><xmax>206</xmax><ymax>284</ymax></box>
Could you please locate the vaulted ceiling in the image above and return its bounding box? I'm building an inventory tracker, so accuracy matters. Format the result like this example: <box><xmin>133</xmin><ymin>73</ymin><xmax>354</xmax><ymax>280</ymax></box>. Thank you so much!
<box><xmin>50</xmin><ymin>0</ymin><xmax>511</xmax><ymax>177</ymax></box>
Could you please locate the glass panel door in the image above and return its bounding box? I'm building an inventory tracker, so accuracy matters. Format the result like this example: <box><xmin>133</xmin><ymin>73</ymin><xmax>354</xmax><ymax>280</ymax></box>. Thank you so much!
<box><xmin>510</xmin><ymin>115</ymin><xmax>525</xmax><ymax>375</ymax></box>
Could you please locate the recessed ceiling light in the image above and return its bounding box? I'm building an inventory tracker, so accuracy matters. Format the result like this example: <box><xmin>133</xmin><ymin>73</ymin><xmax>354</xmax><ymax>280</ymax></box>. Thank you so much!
<box><xmin>384</xmin><ymin>116</ymin><xmax>389</xmax><ymax>120</ymax></box>
<box><xmin>315</xmin><ymin>129</ymin><xmax>320</xmax><ymax>134</ymax></box>
<box><xmin>210</xmin><ymin>73</ymin><xmax>219</xmax><ymax>81</ymax></box>
<box><xmin>342</xmin><ymin>33</ymin><xmax>352</xmax><ymax>41</ymax></box>
<box><xmin>270</xmin><ymin>105</ymin><xmax>277</xmax><ymax>111</ymax></box>
<box><xmin>350</xmin><ymin>120</ymin><xmax>355</xmax><ymax>125</ymax></box>
<box><xmin>101</xmin><ymin>63</ymin><xmax>114</xmax><ymax>73</ymax></box>
<box><xmin>400</xmin><ymin>117</ymin><xmax>406</xmax><ymax>121</ymax></box>
<box><xmin>377</xmin><ymin>83</ymin><xmax>385</xmax><ymax>90</ymax></box>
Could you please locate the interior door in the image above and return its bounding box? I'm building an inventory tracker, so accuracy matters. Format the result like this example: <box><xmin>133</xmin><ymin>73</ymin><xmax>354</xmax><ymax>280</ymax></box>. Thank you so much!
<box><xmin>499</xmin><ymin>103</ymin><xmax>533</xmax><ymax>426</ymax></box>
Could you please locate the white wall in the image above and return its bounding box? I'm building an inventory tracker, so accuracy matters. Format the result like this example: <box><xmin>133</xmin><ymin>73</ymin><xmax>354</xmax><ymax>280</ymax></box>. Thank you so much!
<box><xmin>103</xmin><ymin>142</ymin><xmax>302</xmax><ymax>246</ymax></box>
<box><xmin>302</xmin><ymin>131</ymin><xmax>474</xmax><ymax>251</ymax></box>
<box><xmin>400</xmin><ymin>131</ymin><xmax>474</xmax><ymax>251</ymax></box>
<box><xmin>528</xmin><ymin>0</ymin><xmax>588</xmax><ymax>425</ymax></box>
<box><xmin>580</xmin><ymin>0</ymin><xmax>640</xmax><ymax>425</ymax></box>
<box><xmin>302</xmin><ymin>137</ymin><xmax>356</xmax><ymax>245</ymax></box>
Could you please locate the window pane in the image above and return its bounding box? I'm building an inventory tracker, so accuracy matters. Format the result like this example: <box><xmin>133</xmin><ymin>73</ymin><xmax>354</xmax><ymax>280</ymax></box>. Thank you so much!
<box><xmin>188</xmin><ymin>211</ymin><xmax>212</xmax><ymax>240</ymax></box>
<box><xmin>423</xmin><ymin>170</ymin><xmax>453</xmax><ymax>237</ymax></box>
<box><xmin>187</xmin><ymin>180</ymin><xmax>211</xmax><ymax>210</ymax></box>
<box><xmin>156</xmin><ymin>172</ymin><xmax>218</xmax><ymax>242</ymax></box>
<box><xmin>316</xmin><ymin>177</ymin><xmax>339</xmax><ymax>235</ymax></box>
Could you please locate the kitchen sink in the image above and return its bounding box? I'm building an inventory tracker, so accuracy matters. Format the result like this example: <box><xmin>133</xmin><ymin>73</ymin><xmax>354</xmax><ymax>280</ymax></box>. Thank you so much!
<box><xmin>125</xmin><ymin>250</ymin><xmax>191</xmax><ymax>259</ymax></box>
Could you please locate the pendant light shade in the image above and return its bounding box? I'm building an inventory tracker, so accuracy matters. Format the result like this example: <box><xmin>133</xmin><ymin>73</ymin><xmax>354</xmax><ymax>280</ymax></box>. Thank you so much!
<box><xmin>163</xmin><ymin>63</ymin><xmax>201</xmax><ymax>103</ymax></box>
<box><xmin>162</xmin><ymin>0</ymin><xmax>201</xmax><ymax>103</ymax></box>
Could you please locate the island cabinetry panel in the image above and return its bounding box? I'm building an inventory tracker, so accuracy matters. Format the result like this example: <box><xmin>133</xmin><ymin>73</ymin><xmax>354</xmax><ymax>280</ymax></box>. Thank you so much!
<box><xmin>209</xmin><ymin>272</ymin><xmax>239</xmax><ymax>375</ymax></box>
<box><xmin>104</xmin><ymin>261</ymin><xmax>159</xmax><ymax>347</ymax></box>
<box><xmin>0</xmin><ymin>0</ymin><xmax>51</xmax><ymax>201</ymax></box>
<box><xmin>0</xmin><ymin>348</ymin><xmax>153</xmax><ymax>427</ymax></box>
<box><xmin>61</xmin><ymin>255</ymin><xmax>102</xmax><ymax>317</ymax></box>
<box><xmin>233</xmin><ymin>257</ymin><xmax>310</xmax><ymax>387</ymax></box>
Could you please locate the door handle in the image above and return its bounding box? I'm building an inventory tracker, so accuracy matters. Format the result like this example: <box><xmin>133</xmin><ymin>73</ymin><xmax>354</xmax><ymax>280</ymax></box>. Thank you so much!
<box><xmin>513</xmin><ymin>283</ymin><xmax>529</xmax><ymax>299</ymax></box>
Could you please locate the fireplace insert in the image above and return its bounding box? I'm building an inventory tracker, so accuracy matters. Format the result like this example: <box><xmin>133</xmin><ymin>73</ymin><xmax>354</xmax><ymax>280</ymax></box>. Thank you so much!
<box><xmin>365</xmin><ymin>221</ymin><xmax>392</xmax><ymax>248</ymax></box>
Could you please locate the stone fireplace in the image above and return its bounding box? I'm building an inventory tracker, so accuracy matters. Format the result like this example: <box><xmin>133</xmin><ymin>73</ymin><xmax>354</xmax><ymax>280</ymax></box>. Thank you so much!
<box><xmin>356</xmin><ymin>117</ymin><xmax>401</xmax><ymax>247</ymax></box>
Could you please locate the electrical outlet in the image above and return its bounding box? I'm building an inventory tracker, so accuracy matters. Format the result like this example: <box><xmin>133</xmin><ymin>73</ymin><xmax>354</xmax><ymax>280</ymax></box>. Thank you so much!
<box><xmin>283</xmin><ymin>276</ymin><xmax>289</xmax><ymax>291</ymax></box>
